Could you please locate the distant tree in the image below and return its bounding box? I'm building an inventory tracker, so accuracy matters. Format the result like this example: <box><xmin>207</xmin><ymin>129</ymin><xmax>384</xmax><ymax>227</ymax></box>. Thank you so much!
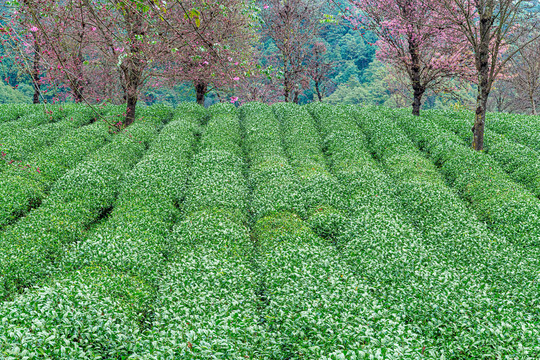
<box><xmin>307</xmin><ymin>42</ymin><xmax>335</xmax><ymax>101</ymax></box>
<box><xmin>7</xmin><ymin>0</ymin><xmax>43</xmax><ymax>103</ymax></box>
<box><xmin>438</xmin><ymin>0</ymin><xmax>540</xmax><ymax>150</ymax></box>
<box><xmin>169</xmin><ymin>0</ymin><xmax>257</xmax><ymax>106</ymax></box>
<box><xmin>261</xmin><ymin>0</ymin><xmax>322</xmax><ymax>102</ymax></box>
<box><xmin>487</xmin><ymin>80</ymin><xmax>517</xmax><ymax>113</ymax></box>
<box><xmin>325</xmin><ymin>60</ymin><xmax>390</xmax><ymax>105</ymax></box>
<box><xmin>346</xmin><ymin>0</ymin><xmax>472</xmax><ymax>116</ymax></box>
<box><xmin>0</xmin><ymin>81</ymin><xmax>31</xmax><ymax>103</ymax></box>
<box><xmin>235</xmin><ymin>57</ymin><xmax>282</xmax><ymax>104</ymax></box>
<box><xmin>508</xmin><ymin>33</ymin><xmax>540</xmax><ymax>115</ymax></box>
<box><xmin>16</xmin><ymin>0</ymin><xmax>173</xmax><ymax>122</ymax></box>
<box><xmin>333</xmin><ymin>60</ymin><xmax>360</xmax><ymax>85</ymax></box>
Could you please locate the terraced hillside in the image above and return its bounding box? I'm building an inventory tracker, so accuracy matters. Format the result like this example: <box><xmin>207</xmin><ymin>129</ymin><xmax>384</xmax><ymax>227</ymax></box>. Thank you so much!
<box><xmin>0</xmin><ymin>102</ymin><xmax>539</xmax><ymax>359</ymax></box>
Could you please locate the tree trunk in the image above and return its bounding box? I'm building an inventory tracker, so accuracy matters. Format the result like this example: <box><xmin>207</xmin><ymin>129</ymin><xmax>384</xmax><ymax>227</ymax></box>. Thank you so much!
<box><xmin>472</xmin><ymin>9</ymin><xmax>492</xmax><ymax>151</ymax></box>
<box><xmin>473</xmin><ymin>94</ymin><xmax>488</xmax><ymax>151</ymax></box>
<box><xmin>122</xmin><ymin>63</ymin><xmax>141</xmax><ymax>128</ymax></box>
<box><xmin>409</xmin><ymin>37</ymin><xmax>423</xmax><ymax>116</ymax></box>
<box><xmin>73</xmin><ymin>51</ymin><xmax>84</xmax><ymax>103</ymax></box>
<box><xmin>196</xmin><ymin>82</ymin><xmax>207</xmax><ymax>106</ymax></box>
<box><xmin>125</xmin><ymin>89</ymin><xmax>138</xmax><ymax>127</ymax></box>
<box><xmin>32</xmin><ymin>40</ymin><xmax>40</xmax><ymax>104</ymax></box>
<box><xmin>283</xmin><ymin>58</ymin><xmax>290</xmax><ymax>102</ymax></box>
<box><xmin>293</xmin><ymin>89</ymin><xmax>300</xmax><ymax>104</ymax></box>
<box><xmin>530</xmin><ymin>93</ymin><xmax>537</xmax><ymax>115</ymax></box>
<box><xmin>283</xmin><ymin>79</ymin><xmax>291</xmax><ymax>102</ymax></box>
<box><xmin>315</xmin><ymin>82</ymin><xmax>323</xmax><ymax>101</ymax></box>
<box><xmin>412</xmin><ymin>85</ymin><xmax>425</xmax><ymax>116</ymax></box>
<box><xmin>122</xmin><ymin>7</ymin><xmax>144</xmax><ymax>128</ymax></box>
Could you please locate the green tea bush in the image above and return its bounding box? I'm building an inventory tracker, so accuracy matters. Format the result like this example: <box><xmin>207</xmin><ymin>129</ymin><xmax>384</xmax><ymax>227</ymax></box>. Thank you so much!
<box><xmin>486</xmin><ymin>111</ymin><xmax>540</xmax><ymax>151</ymax></box>
<box><xmin>254</xmin><ymin>211</ymin><xmax>405</xmax><ymax>359</ymax></box>
<box><xmin>0</xmin><ymin>107</ymin><xmax>98</xmax><ymax>171</ymax></box>
<box><xmin>0</xmin><ymin>120</ymin><xmax>112</xmax><ymax>229</ymax></box>
<box><xmin>313</xmin><ymin>104</ymin><xmax>540</xmax><ymax>357</ymax></box>
<box><xmin>0</xmin><ymin>105</ymin><xmax>80</xmax><ymax>140</ymax></box>
<box><xmin>426</xmin><ymin>110</ymin><xmax>540</xmax><ymax>198</ymax></box>
<box><xmin>241</xmin><ymin>103</ymin><xmax>283</xmax><ymax>166</ymax></box>
<box><xmin>0</xmin><ymin>269</ymin><xmax>148</xmax><ymax>358</ymax></box>
<box><xmin>140</xmin><ymin>102</ymin><xmax>258</xmax><ymax>358</ymax></box>
<box><xmin>65</xmin><ymin>104</ymin><xmax>203</xmax><ymax>280</ymax></box>
<box><xmin>307</xmin><ymin>103</ymin><xmax>400</xmax><ymax>213</ymax></box>
<box><xmin>273</xmin><ymin>103</ymin><xmax>342</xmax><ymax>216</ymax></box>
<box><xmin>306</xmin><ymin>205</ymin><xmax>349</xmax><ymax>240</ymax></box>
<box><xmin>1</xmin><ymin>102</ymin><xmax>539</xmax><ymax>357</ymax></box>
<box><xmin>145</xmin><ymin>214</ymin><xmax>256</xmax><ymax>358</ymax></box>
<box><xmin>200</xmin><ymin>114</ymin><xmax>243</xmax><ymax>158</ymax></box>
<box><xmin>354</xmin><ymin>107</ymin><xmax>540</xmax><ymax>356</ymax></box>
<box><xmin>137</xmin><ymin>103</ymin><xmax>174</xmax><ymax>126</ymax></box>
<box><xmin>245</xmin><ymin>103</ymin><xmax>402</xmax><ymax>358</ymax></box>
<box><xmin>0</xmin><ymin>104</ymin><xmax>36</xmax><ymax>124</ymax></box>
<box><xmin>241</xmin><ymin>102</ymin><xmax>304</xmax><ymax>220</ymax></box>
<box><xmin>183</xmin><ymin>150</ymin><xmax>249</xmax><ymax>223</ymax></box>
<box><xmin>0</xmin><ymin>121</ymin><xmax>158</xmax><ymax>301</ymax></box>
<box><xmin>394</xmin><ymin>110</ymin><xmax>540</xmax><ymax>246</ymax></box>
<box><xmin>0</xmin><ymin>105</ymin><xmax>204</xmax><ymax>358</ymax></box>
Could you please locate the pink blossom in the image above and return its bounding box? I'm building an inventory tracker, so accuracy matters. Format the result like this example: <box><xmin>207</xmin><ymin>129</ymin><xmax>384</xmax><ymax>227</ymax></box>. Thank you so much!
<box><xmin>29</xmin><ymin>26</ymin><xmax>38</xmax><ymax>32</ymax></box>
<box><xmin>230</xmin><ymin>96</ymin><xmax>239</xmax><ymax>103</ymax></box>
<box><xmin>263</xmin><ymin>5</ymin><xmax>269</xmax><ymax>9</ymax></box>
<box><xmin>233</xmin><ymin>77</ymin><xmax>240</xmax><ymax>81</ymax></box>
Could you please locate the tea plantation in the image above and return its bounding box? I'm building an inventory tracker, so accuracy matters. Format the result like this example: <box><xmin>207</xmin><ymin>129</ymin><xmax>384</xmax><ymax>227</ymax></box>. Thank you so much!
<box><xmin>0</xmin><ymin>102</ymin><xmax>539</xmax><ymax>359</ymax></box>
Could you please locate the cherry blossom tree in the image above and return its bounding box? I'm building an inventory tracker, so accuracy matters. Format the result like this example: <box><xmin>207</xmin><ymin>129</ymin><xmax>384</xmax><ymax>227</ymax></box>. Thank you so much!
<box><xmin>437</xmin><ymin>0</ymin><xmax>540</xmax><ymax>150</ymax></box>
<box><xmin>169</xmin><ymin>1</ymin><xmax>257</xmax><ymax>106</ymax></box>
<box><xmin>346</xmin><ymin>0</ymin><xmax>472</xmax><ymax>116</ymax></box>
<box><xmin>261</xmin><ymin>0</ymin><xmax>323</xmax><ymax>103</ymax></box>
<box><xmin>15</xmin><ymin>0</ymin><xmax>256</xmax><ymax>124</ymax></box>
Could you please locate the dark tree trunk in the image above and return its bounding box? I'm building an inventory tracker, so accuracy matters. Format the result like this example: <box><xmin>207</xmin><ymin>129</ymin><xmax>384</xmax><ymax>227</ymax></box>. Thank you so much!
<box><xmin>315</xmin><ymin>82</ymin><xmax>323</xmax><ymax>101</ymax></box>
<box><xmin>125</xmin><ymin>89</ymin><xmax>138</xmax><ymax>127</ymax></box>
<box><xmin>122</xmin><ymin>62</ymin><xmax>141</xmax><ymax>128</ymax></box>
<box><xmin>122</xmin><ymin>8</ymin><xmax>144</xmax><ymax>128</ymax></box>
<box><xmin>293</xmin><ymin>89</ymin><xmax>300</xmax><ymax>104</ymax></box>
<box><xmin>73</xmin><ymin>52</ymin><xmax>84</xmax><ymax>103</ymax></box>
<box><xmin>283</xmin><ymin>58</ymin><xmax>290</xmax><ymax>102</ymax></box>
<box><xmin>409</xmin><ymin>38</ymin><xmax>424</xmax><ymax>116</ymax></box>
<box><xmin>472</xmin><ymin>10</ymin><xmax>492</xmax><ymax>151</ymax></box>
<box><xmin>283</xmin><ymin>79</ymin><xmax>291</xmax><ymax>102</ymax></box>
<box><xmin>32</xmin><ymin>41</ymin><xmax>40</xmax><ymax>104</ymax></box>
<box><xmin>412</xmin><ymin>85</ymin><xmax>425</xmax><ymax>116</ymax></box>
<box><xmin>73</xmin><ymin>84</ymin><xmax>84</xmax><ymax>103</ymax></box>
<box><xmin>196</xmin><ymin>82</ymin><xmax>207</xmax><ymax>106</ymax></box>
<box><xmin>473</xmin><ymin>94</ymin><xmax>488</xmax><ymax>151</ymax></box>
